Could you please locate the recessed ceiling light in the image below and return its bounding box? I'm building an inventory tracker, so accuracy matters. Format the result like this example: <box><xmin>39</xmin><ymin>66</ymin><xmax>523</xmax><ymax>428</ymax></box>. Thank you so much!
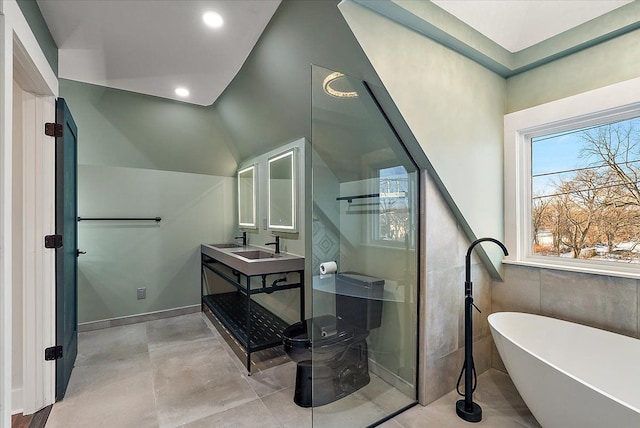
<box><xmin>202</xmin><ymin>11</ymin><xmax>224</xmax><ymax>28</ymax></box>
<box><xmin>175</xmin><ymin>87</ymin><xmax>190</xmax><ymax>97</ymax></box>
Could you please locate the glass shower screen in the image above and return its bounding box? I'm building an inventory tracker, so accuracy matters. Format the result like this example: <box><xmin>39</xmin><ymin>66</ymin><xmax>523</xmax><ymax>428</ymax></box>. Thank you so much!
<box><xmin>311</xmin><ymin>65</ymin><xmax>419</xmax><ymax>426</ymax></box>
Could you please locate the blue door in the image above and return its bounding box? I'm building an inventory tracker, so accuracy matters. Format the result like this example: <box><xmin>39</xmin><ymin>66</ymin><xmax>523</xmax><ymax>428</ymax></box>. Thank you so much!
<box><xmin>55</xmin><ymin>98</ymin><xmax>78</xmax><ymax>400</ymax></box>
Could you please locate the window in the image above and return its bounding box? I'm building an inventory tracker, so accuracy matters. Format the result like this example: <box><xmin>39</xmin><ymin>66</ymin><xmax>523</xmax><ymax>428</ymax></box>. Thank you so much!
<box><xmin>504</xmin><ymin>76</ymin><xmax>640</xmax><ymax>278</ymax></box>
<box><xmin>377</xmin><ymin>166</ymin><xmax>409</xmax><ymax>242</ymax></box>
<box><xmin>369</xmin><ymin>166</ymin><xmax>416</xmax><ymax>247</ymax></box>
<box><xmin>532</xmin><ymin>117</ymin><xmax>640</xmax><ymax>262</ymax></box>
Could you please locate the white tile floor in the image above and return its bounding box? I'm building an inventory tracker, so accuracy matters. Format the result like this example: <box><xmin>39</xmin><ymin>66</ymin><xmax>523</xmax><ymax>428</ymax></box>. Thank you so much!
<box><xmin>45</xmin><ymin>313</ymin><xmax>540</xmax><ymax>428</ymax></box>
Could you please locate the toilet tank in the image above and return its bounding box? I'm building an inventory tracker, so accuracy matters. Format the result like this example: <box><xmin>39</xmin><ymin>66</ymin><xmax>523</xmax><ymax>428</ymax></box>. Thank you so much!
<box><xmin>334</xmin><ymin>273</ymin><xmax>385</xmax><ymax>331</ymax></box>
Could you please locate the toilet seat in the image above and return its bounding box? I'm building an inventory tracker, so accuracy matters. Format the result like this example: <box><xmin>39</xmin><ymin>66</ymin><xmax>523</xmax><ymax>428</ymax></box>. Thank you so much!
<box><xmin>283</xmin><ymin>315</ymin><xmax>357</xmax><ymax>347</ymax></box>
<box><xmin>282</xmin><ymin>314</ymin><xmax>370</xmax><ymax>365</ymax></box>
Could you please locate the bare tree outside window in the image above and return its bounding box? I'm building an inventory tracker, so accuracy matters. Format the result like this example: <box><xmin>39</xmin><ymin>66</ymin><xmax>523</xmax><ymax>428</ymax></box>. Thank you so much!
<box><xmin>378</xmin><ymin>166</ymin><xmax>410</xmax><ymax>243</ymax></box>
<box><xmin>532</xmin><ymin>117</ymin><xmax>640</xmax><ymax>262</ymax></box>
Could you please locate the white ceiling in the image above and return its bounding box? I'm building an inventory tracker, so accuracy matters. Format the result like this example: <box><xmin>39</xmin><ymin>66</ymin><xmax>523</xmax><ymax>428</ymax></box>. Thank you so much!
<box><xmin>432</xmin><ymin>0</ymin><xmax>633</xmax><ymax>53</ymax></box>
<box><xmin>37</xmin><ymin>0</ymin><xmax>281</xmax><ymax>106</ymax></box>
<box><xmin>37</xmin><ymin>0</ymin><xmax>632</xmax><ymax>106</ymax></box>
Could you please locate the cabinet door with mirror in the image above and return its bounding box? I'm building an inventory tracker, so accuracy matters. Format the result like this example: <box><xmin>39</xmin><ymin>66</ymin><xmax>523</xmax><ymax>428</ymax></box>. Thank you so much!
<box><xmin>238</xmin><ymin>164</ymin><xmax>257</xmax><ymax>228</ymax></box>
<box><xmin>268</xmin><ymin>149</ymin><xmax>297</xmax><ymax>231</ymax></box>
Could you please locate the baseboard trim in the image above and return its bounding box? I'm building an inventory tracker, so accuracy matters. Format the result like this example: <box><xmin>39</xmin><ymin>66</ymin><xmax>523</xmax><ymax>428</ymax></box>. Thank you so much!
<box><xmin>11</xmin><ymin>387</ymin><xmax>23</xmax><ymax>415</ymax></box>
<box><xmin>78</xmin><ymin>305</ymin><xmax>200</xmax><ymax>332</ymax></box>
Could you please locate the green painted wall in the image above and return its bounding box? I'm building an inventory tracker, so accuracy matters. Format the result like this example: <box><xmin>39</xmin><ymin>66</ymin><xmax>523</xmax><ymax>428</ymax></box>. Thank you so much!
<box><xmin>364</xmin><ymin>0</ymin><xmax>640</xmax><ymax>78</ymax></box>
<box><xmin>340</xmin><ymin>1</ymin><xmax>507</xmax><ymax>275</ymax></box>
<box><xmin>506</xmin><ymin>28</ymin><xmax>640</xmax><ymax>113</ymax></box>
<box><xmin>59</xmin><ymin>79</ymin><xmax>240</xmax><ymax>323</ymax></box>
<box><xmin>61</xmin><ymin>79</ymin><xmax>238</xmax><ymax>176</ymax></box>
<box><xmin>16</xmin><ymin>0</ymin><xmax>57</xmax><ymax>75</ymax></box>
<box><xmin>338</xmin><ymin>2</ymin><xmax>508</xmax><ymax>404</ymax></box>
<box><xmin>77</xmin><ymin>166</ymin><xmax>235</xmax><ymax>323</ymax></box>
<box><xmin>59</xmin><ymin>0</ymin><xmax>377</xmax><ymax>174</ymax></box>
<box><xmin>213</xmin><ymin>0</ymin><xmax>383</xmax><ymax>161</ymax></box>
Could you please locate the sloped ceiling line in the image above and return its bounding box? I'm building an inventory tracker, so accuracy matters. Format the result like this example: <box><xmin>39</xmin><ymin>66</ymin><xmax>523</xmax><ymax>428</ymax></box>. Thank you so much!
<box><xmin>38</xmin><ymin>0</ymin><xmax>282</xmax><ymax>106</ymax></box>
<box><xmin>352</xmin><ymin>0</ymin><xmax>640</xmax><ymax>78</ymax></box>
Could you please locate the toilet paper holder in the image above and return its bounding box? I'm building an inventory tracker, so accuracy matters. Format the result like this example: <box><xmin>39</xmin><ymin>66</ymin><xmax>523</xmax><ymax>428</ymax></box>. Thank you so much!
<box><xmin>319</xmin><ymin>261</ymin><xmax>338</xmax><ymax>275</ymax></box>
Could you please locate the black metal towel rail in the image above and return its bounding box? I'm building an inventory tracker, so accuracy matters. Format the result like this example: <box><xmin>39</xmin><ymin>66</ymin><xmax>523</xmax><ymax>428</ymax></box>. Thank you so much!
<box><xmin>77</xmin><ymin>217</ymin><xmax>161</xmax><ymax>222</ymax></box>
<box><xmin>336</xmin><ymin>193</ymin><xmax>380</xmax><ymax>203</ymax></box>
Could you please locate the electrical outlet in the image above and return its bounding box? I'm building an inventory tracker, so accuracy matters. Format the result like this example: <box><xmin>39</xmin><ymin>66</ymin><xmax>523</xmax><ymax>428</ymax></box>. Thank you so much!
<box><xmin>137</xmin><ymin>287</ymin><xmax>146</xmax><ymax>300</ymax></box>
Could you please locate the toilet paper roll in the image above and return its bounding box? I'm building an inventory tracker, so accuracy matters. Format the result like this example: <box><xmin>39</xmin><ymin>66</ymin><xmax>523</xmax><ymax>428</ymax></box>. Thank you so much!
<box><xmin>319</xmin><ymin>261</ymin><xmax>337</xmax><ymax>275</ymax></box>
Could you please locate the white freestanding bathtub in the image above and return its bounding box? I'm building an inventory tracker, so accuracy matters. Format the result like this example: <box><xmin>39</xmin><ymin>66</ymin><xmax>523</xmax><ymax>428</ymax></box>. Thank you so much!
<box><xmin>489</xmin><ymin>312</ymin><xmax>640</xmax><ymax>428</ymax></box>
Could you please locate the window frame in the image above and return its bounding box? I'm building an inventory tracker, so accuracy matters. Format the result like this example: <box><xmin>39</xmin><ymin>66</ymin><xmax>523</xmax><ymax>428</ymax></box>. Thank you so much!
<box><xmin>504</xmin><ymin>76</ymin><xmax>640</xmax><ymax>279</ymax></box>
<box><xmin>366</xmin><ymin>163</ymin><xmax>416</xmax><ymax>249</ymax></box>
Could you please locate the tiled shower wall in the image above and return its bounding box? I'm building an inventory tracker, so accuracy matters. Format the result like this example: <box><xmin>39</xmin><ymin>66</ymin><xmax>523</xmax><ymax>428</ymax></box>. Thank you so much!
<box><xmin>420</xmin><ymin>162</ymin><xmax>640</xmax><ymax>404</ymax></box>
<box><xmin>420</xmin><ymin>171</ymin><xmax>494</xmax><ymax>405</ymax></box>
<box><xmin>491</xmin><ymin>264</ymin><xmax>640</xmax><ymax>370</ymax></box>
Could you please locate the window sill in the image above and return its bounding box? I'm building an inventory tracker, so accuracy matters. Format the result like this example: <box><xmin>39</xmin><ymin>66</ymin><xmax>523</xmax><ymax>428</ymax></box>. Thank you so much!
<box><xmin>503</xmin><ymin>258</ymin><xmax>640</xmax><ymax>281</ymax></box>
<box><xmin>362</xmin><ymin>242</ymin><xmax>416</xmax><ymax>252</ymax></box>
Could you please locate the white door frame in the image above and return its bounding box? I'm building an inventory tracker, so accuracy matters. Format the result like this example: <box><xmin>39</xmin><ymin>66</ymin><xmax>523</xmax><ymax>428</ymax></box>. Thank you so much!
<box><xmin>0</xmin><ymin>0</ymin><xmax>58</xmax><ymax>426</ymax></box>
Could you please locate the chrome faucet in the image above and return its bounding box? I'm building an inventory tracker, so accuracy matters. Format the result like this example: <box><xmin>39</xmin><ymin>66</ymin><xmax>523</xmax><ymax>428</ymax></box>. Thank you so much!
<box><xmin>265</xmin><ymin>235</ymin><xmax>280</xmax><ymax>254</ymax></box>
<box><xmin>235</xmin><ymin>231</ymin><xmax>247</xmax><ymax>246</ymax></box>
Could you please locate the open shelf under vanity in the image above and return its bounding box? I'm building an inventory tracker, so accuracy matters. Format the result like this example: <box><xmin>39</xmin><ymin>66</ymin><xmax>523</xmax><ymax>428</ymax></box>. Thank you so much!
<box><xmin>200</xmin><ymin>251</ymin><xmax>304</xmax><ymax>374</ymax></box>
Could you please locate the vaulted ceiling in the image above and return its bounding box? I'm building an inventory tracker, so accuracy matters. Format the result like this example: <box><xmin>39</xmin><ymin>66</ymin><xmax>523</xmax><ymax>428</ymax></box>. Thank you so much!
<box><xmin>37</xmin><ymin>0</ymin><xmax>280</xmax><ymax>106</ymax></box>
<box><xmin>432</xmin><ymin>0</ymin><xmax>631</xmax><ymax>53</ymax></box>
<box><xmin>37</xmin><ymin>0</ymin><xmax>633</xmax><ymax>107</ymax></box>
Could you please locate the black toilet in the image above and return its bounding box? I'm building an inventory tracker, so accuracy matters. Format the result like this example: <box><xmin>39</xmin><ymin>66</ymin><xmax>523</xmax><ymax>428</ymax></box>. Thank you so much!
<box><xmin>282</xmin><ymin>273</ymin><xmax>385</xmax><ymax>407</ymax></box>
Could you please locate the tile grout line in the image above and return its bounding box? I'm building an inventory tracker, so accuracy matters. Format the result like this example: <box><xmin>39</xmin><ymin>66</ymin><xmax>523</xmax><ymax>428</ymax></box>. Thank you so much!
<box><xmin>257</xmin><ymin>394</ymin><xmax>287</xmax><ymax>428</ymax></box>
<box><xmin>166</xmin><ymin>314</ymin><xmax>260</xmax><ymax>426</ymax></box>
<box><xmin>254</xmin><ymin>399</ymin><xmax>285</xmax><ymax>428</ymax></box>
<box><xmin>54</xmin><ymin>314</ymin><xmax>536</xmax><ymax>428</ymax></box>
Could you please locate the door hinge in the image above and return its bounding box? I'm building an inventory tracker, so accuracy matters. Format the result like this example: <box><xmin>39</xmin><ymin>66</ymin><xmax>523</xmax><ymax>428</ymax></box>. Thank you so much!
<box><xmin>45</xmin><ymin>345</ymin><xmax>63</xmax><ymax>361</ymax></box>
<box><xmin>44</xmin><ymin>122</ymin><xmax>63</xmax><ymax>138</ymax></box>
<box><xmin>44</xmin><ymin>234</ymin><xmax>63</xmax><ymax>249</ymax></box>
